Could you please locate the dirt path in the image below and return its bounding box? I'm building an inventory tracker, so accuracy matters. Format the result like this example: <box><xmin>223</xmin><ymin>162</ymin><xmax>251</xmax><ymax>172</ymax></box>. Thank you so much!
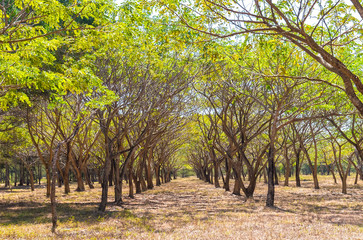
<box><xmin>118</xmin><ymin>177</ymin><xmax>363</xmax><ymax>240</ymax></box>
<box><xmin>0</xmin><ymin>176</ymin><xmax>362</xmax><ymax>239</ymax></box>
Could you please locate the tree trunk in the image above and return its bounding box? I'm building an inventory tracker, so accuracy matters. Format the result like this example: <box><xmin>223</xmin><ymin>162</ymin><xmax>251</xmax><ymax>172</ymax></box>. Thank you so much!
<box><xmin>155</xmin><ymin>165</ymin><xmax>161</xmax><ymax>186</ymax></box>
<box><xmin>84</xmin><ymin>167</ymin><xmax>94</xmax><ymax>189</ymax></box>
<box><xmin>25</xmin><ymin>166</ymin><xmax>35</xmax><ymax>191</ymax></box>
<box><xmin>146</xmin><ymin>150</ymin><xmax>154</xmax><ymax>190</ymax></box>
<box><xmin>295</xmin><ymin>145</ymin><xmax>302</xmax><ymax>187</ymax></box>
<box><xmin>266</xmin><ymin>144</ymin><xmax>275</xmax><ymax>207</ymax></box>
<box><xmin>51</xmin><ymin>143</ymin><xmax>62</xmax><ymax>233</ymax></box>
<box><xmin>108</xmin><ymin>162</ymin><xmax>113</xmax><ymax>187</ymax></box>
<box><xmin>274</xmin><ymin>164</ymin><xmax>279</xmax><ymax>185</ymax></box>
<box><xmin>312</xmin><ymin>169</ymin><xmax>320</xmax><ymax>189</ymax></box>
<box><xmin>232</xmin><ymin>167</ymin><xmax>241</xmax><ymax>196</ymax></box>
<box><xmin>113</xmin><ymin>159</ymin><xmax>122</xmax><ymax>205</ymax></box>
<box><xmin>342</xmin><ymin>176</ymin><xmax>347</xmax><ymax>194</ymax></box>
<box><xmin>243</xmin><ymin>176</ymin><xmax>256</xmax><ymax>199</ymax></box>
<box><xmin>354</xmin><ymin>171</ymin><xmax>358</xmax><ymax>185</ymax></box>
<box><xmin>38</xmin><ymin>163</ymin><xmax>42</xmax><ymax>185</ymax></box>
<box><xmin>224</xmin><ymin>158</ymin><xmax>231</xmax><ymax>191</ymax></box>
<box><xmin>5</xmin><ymin>163</ymin><xmax>10</xmax><ymax>188</ymax></box>
<box><xmin>74</xmin><ymin>166</ymin><xmax>85</xmax><ymax>192</ymax></box>
<box><xmin>98</xmin><ymin>152</ymin><xmax>112</xmax><ymax>212</ymax></box>
<box><xmin>214</xmin><ymin>161</ymin><xmax>220</xmax><ymax>188</ymax></box>
<box><xmin>46</xmin><ymin>167</ymin><xmax>51</xmax><ymax>197</ymax></box>
<box><xmin>141</xmin><ymin>176</ymin><xmax>147</xmax><ymax>191</ymax></box>
<box><xmin>57</xmin><ymin>171</ymin><xmax>62</xmax><ymax>188</ymax></box>
<box><xmin>330</xmin><ymin>165</ymin><xmax>337</xmax><ymax>184</ymax></box>
<box><xmin>19</xmin><ymin>162</ymin><xmax>24</xmax><ymax>186</ymax></box>
<box><xmin>134</xmin><ymin>172</ymin><xmax>141</xmax><ymax>194</ymax></box>
<box><xmin>284</xmin><ymin>154</ymin><xmax>290</xmax><ymax>186</ymax></box>
<box><xmin>129</xmin><ymin>166</ymin><xmax>134</xmax><ymax>198</ymax></box>
<box><xmin>63</xmin><ymin>167</ymin><xmax>70</xmax><ymax>194</ymax></box>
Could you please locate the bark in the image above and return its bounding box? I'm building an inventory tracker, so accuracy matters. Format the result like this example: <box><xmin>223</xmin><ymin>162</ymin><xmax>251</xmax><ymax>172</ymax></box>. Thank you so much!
<box><xmin>145</xmin><ymin>149</ymin><xmax>154</xmax><ymax>190</ymax></box>
<box><xmin>14</xmin><ymin>170</ymin><xmax>17</xmax><ymax>187</ymax></box>
<box><xmin>19</xmin><ymin>162</ymin><xmax>24</xmax><ymax>186</ymax></box>
<box><xmin>38</xmin><ymin>163</ymin><xmax>42</xmax><ymax>185</ymax></box>
<box><xmin>214</xmin><ymin>161</ymin><xmax>220</xmax><ymax>188</ymax></box>
<box><xmin>63</xmin><ymin>167</ymin><xmax>70</xmax><ymax>194</ymax></box>
<box><xmin>243</xmin><ymin>177</ymin><xmax>256</xmax><ymax>199</ymax></box>
<box><xmin>5</xmin><ymin>163</ymin><xmax>9</xmax><ymax>188</ymax></box>
<box><xmin>342</xmin><ymin>176</ymin><xmax>348</xmax><ymax>194</ymax></box>
<box><xmin>46</xmin><ymin>168</ymin><xmax>51</xmax><ymax>197</ymax></box>
<box><xmin>51</xmin><ymin>143</ymin><xmax>62</xmax><ymax>233</ymax></box>
<box><xmin>274</xmin><ymin>164</ymin><xmax>279</xmax><ymax>185</ymax></box>
<box><xmin>263</xmin><ymin>167</ymin><xmax>267</xmax><ymax>184</ymax></box>
<box><xmin>129</xmin><ymin>166</ymin><xmax>134</xmax><ymax>198</ymax></box>
<box><xmin>155</xmin><ymin>165</ymin><xmax>161</xmax><ymax>186</ymax></box>
<box><xmin>329</xmin><ymin>165</ymin><xmax>337</xmax><ymax>184</ymax></box>
<box><xmin>232</xmin><ymin>167</ymin><xmax>241</xmax><ymax>196</ymax></box>
<box><xmin>284</xmin><ymin>153</ymin><xmax>290</xmax><ymax>186</ymax></box>
<box><xmin>98</xmin><ymin>151</ymin><xmax>112</xmax><ymax>212</ymax></box>
<box><xmin>113</xmin><ymin>159</ymin><xmax>122</xmax><ymax>205</ymax></box>
<box><xmin>295</xmin><ymin>145</ymin><xmax>301</xmax><ymax>187</ymax></box>
<box><xmin>84</xmin><ymin>167</ymin><xmax>94</xmax><ymax>189</ymax></box>
<box><xmin>133</xmin><ymin>172</ymin><xmax>141</xmax><ymax>194</ymax></box>
<box><xmin>141</xmin><ymin>175</ymin><xmax>147</xmax><ymax>191</ymax></box>
<box><xmin>25</xmin><ymin>166</ymin><xmax>35</xmax><ymax>191</ymax></box>
<box><xmin>266</xmin><ymin>144</ymin><xmax>275</xmax><ymax>207</ymax></box>
<box><xmin>224</xmin><ymin>158</ymin><xmax>231</xmax><ymax>191</ymax></box>
<box><xmin>73</xmin><ymin>166</ymin><xmax>85</xmax><ymax>192</ymax></box>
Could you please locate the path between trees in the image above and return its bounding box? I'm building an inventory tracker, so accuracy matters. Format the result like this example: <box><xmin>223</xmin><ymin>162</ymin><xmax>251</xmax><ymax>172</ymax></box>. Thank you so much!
<box><xmin>116</xmin><ymin>177</ymin><xmax>363</xmax><ymax>239</ymax></box>
<box><xmin>0</xmin><ymin>176</ymin><xmax>362</xmax><ymax>239</ymax></box>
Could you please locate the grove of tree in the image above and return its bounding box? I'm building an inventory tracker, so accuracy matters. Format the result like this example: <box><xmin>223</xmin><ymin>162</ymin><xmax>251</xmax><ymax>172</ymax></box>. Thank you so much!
<box><xmin>0</xmin><ymin>0</ymin><xmax>362</xmax><ymax>233</ymax></box>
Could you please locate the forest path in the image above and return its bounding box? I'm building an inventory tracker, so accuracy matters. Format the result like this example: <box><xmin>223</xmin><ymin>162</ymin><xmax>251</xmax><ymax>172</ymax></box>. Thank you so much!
<box><xmin>118</xmin><ymin>177</ymin><xmax>363</xmax><ymax>239</ymax></box>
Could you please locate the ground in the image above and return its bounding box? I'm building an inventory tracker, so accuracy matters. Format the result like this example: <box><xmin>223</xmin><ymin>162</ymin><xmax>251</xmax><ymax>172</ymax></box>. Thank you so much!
<box><xmin>0</xmin><ymin>176</ymin><xmax>362</xmax><ymax>239</ymax></box>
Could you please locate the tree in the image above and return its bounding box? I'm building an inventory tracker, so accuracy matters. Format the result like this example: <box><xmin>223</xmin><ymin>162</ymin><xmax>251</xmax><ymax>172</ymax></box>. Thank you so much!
<box><xmin>156</xmin><ymin>0</ymin><xmax>363</xmax><ymax>116</ymax></box>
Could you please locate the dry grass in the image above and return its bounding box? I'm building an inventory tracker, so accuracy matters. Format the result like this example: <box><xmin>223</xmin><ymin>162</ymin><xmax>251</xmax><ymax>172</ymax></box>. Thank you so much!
<box><xmin>0</xmin><ymin>175</ymin><xmax>362</xmax><ymax>239</ymax></box>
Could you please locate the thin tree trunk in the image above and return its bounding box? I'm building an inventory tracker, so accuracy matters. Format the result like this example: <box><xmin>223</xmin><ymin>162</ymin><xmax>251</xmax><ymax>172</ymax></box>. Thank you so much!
<box><xmin>5</xmin><ymin>163</ymin><xmax>10</xmax><ymax>188</ymax></box>
<box><xmin>266</xmin><ymin>144</ymin><xmax>275</xmax><ymax>207</ymax></box>
<box><xmin>51</xmin><ymin>144</ymin><xmax>62</xmax><ymax>233</ymax></box>
<box><xmin>98</xmin><ymin>152</ymin><xmax>112</xmax><ymax>212</ymax></box>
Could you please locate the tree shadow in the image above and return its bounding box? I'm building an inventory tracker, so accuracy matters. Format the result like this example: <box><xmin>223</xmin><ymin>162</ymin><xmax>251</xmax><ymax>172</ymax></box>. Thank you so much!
<box><xmin>0</xmin><ymin>201</ymin><xmax>137</xmax><ymax>226</ymax></box>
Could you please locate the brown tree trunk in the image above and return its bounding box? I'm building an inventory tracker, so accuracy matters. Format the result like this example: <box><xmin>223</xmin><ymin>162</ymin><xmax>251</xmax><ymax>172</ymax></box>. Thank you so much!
<box><xmin>109</xmin><ymin>162</ymin><xmax>113</xmax><ymax>186</ymax></box>
<box><xmin>146</xmin><ymin>150</ymin><xmax>154</xmax><ymax>190</ymax></box>
<box><xmin>5</xmin><ymin>163</ymin><xmax>10</xmax><ymax>188</ymax></box>
<box><xmin>19</xmin><ymin>162</ymin><xmax>24</xmax><ymax>186</ymax></box>
<box><xmin>141</xmin><ymin>175</ymin><xmax>147</xmax><ymax>191</ymax></box>
<box><xmin>73</xmin><ymin>166</ymin><xmax>85</xmax><ymax>192</ymax></box>
<box><xmin>354</xmin><ymin>171</ymin><xmax>358</xmax><ymax>185</ymax></box>
<box><xmin>51</xmin><ymin>143</ymin><xmax>62</xmax><ymax>233</ymax></box>
<box><xmin>129</xmin><ymin>166</ymin><xmax>134</xmax><ymax>198</ymax></box>
<box><xmin>25</xmin><ymin>166</ymin><xmax>35</xmax><ymax>191</ymax></box>
<box><xmin>98</xmin><ymin>152</ymin><xmax>112</xmax><ymax>212</ymax></box>
<box><xmin>214</xmin><ymin>161</ymin><xmax>220</xmax><ymax>188</ymax></box>
<box><xmin>84</xmin><ymin>167</ymin><xmax>94</xmax><ymax>189</ymax></box>
<box><xmin>342</xmin><ymin>176</ymin><xmax>348</xmax><ymax>194</ymax></box>
<box><xmin>266</xmin><ymin>144</ymin><xmax>275</xmax><ymax>207</ymax></box>
<box><xmin>274</xmin><ymin>164</ymin><xmax>279</xmax><ymax>185</ymax></box>
<box><xmin>155</xmin><ymin>165</ymin><xmax>161</xmax><ymax>186</ymax></box>
<box><xmin>113</xmin><ymin>159</ymin><xmax>122</xmax><ymax>205</ymax></box>
<box><xmin>232</xmin><ymin>167</ymin><xmax>241</xmax><ymax>196</ymax></box>
<box><xmin>46</xmin><ymin>168</ymin><xmax>51</xmax><ymax>197</ymax></box>
<box><xmin>243</xmin><ymin>176</ymin><xmax>256</xmax><ymax>199</ymax></box>
<box><xmin>312</xmin><ymin>169</ymin><xmax>320</xmax><ymax>189</ymax></box>
<box><xmin>224</xmin><ymin>158</ymin><xmax>231</xmax><ymax>191</ymax></box>
<box><xmin>284</xmin><ymin>154</ymin><xmax>290</xmax><ymax>186</ymax></box>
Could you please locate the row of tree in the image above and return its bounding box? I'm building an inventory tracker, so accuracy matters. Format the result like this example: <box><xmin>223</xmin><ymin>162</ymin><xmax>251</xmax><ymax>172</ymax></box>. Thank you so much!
<box><xmin>1</xmin><ymin>0</ymin><xmax>363</xmax><ymax>232</ymax></box>
<box><xmin>186</xmin><ymin>37</ymin><xmax>363</xmax><ymax>206</ymax></box>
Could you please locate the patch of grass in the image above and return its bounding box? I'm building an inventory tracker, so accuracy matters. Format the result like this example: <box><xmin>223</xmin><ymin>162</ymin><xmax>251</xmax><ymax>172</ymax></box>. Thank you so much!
<box><xmin>0</xmin><ymin>176</ymin><xmax>362</xmax><ymax>239</ymax></box>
